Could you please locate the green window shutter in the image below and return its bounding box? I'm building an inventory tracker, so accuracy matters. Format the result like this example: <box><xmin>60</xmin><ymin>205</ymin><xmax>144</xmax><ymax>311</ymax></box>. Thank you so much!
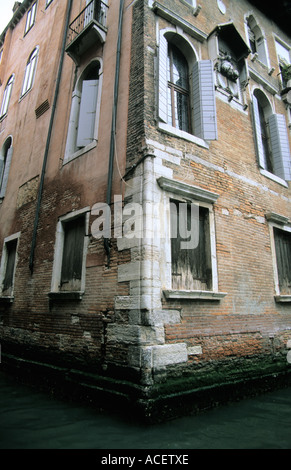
<box><xmin>158</xmin><ymin>31</ymin><xmax>168</xmax><ymax>124</ymax></box>
<box><xmin>76</xmin><ymin>79</ymin><xmax>98</xmax><ymax>148</ymax></box>
<box><xmin>192</xmin><ymin>60</ymin><xmax>218</xmax><ymax>140</ymax></box>
<box><xmin>268</xmin><ymin>114</ymin><xmax>291</xmax><ymax>181</ymax></box>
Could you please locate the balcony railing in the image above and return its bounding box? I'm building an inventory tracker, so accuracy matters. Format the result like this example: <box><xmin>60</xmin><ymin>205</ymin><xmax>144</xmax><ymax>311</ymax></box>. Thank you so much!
<box><xmin>66</xmin><ymin>0</ymin><xmax>108</xmax><ymax>47</ymax></box>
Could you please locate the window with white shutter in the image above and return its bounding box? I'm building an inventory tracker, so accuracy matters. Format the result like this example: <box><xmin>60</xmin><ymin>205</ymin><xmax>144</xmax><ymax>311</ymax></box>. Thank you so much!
<box><xmin>251</xmin><ymin>90</ymin><xmax>291</xmax><ymax>182</ymax></box>
<box><xmin>0</xmin><ymin>137</ymin><xmax>13</xmax><ymax>198</ymax></box>
<box><xmin>158</xmin><ymin>31</ymin><xmax>217</xmax><ymax>142</ymax></box>
<box><xmin>64</xmin><ymin>61</ymin><xmax>101</xmax><ymax>162</ymax></box>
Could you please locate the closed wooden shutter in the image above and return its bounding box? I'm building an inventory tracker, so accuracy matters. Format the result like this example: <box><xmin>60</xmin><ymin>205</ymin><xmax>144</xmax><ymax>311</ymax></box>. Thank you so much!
<box><xmin>268</xmin><ymin>114</ymin><xmax>291</xmax><ymax>181</ymax></box>
<box><xmin>274</xmin><ymin>228</ymin><xmax>291</xmax><ymax>294</ymax></box>
<box><xmin>192</xmin><ymin>60</ymin><xmax>218</xmax><ymax>140</ymax></box>
<box><xmin>171</xmin><ymin>202</ymin><xmax>211</xmax><ymax>291</ymax></box>
<box><xmin>61</xmin><ymin>216</ymin><xmax>85</xmax><ymax>289</ymax></box>
<box><xmin>76</xmin><ymin>79</ymin><xmax>98</xmax><ymax>148</ymax></box>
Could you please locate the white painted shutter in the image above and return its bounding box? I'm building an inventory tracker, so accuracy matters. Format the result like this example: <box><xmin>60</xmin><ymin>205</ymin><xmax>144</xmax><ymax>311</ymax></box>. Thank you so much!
<box><xmin>268</xmin><ymin>114</ymin><xmax>291</xmax><ymax>181</ymax></box>
<box><xmin>76</xmin><ymin>79</ymin><xmax>98</xmax><ymax>148</ymax></box>
<box><xmin>158</xmin><ymin>31</ymin><xmax>168</xmax><ymax>123</ymax></box>
<box><xmin>192</xmin><ymin>60</ymin><xmax>218</xmax><ymax>140</ymax></box>
<box><xmin>0</xmin><ymin>146</ymin><xmax>13</xmax><ymax>198</ymax></box>
<box><xmin>256</xmin><ymin>37</ymin><xmax>268</xmax><ymax>66</ymax></box>
<box><xmin>251</xmin><ymin>95</ymin><xmax>265</xmax><ymax>169</ymax></box>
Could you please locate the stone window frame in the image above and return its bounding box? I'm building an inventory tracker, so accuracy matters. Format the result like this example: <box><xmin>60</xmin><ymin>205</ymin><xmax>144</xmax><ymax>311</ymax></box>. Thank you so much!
<box><xmin>157</xmin><ymin>27</ymin><xmax>218</xmax><ymax>148</ymax></box>
<box><xmin>244</xmin><ymin>13</ymin><xmax>270</xmax><ymax>68</ymax></box>
<box><xmin>251</xmin><ymin>87</ymin><xmax>291</xmax><ymax>186</ymax></box>
<box><xmin>49</xmin><ymin>207</ymin><xmax>90</xmax><ymax>301</ymax></box>
<box><xmin>266</xmin><ymin>212</ymin><xmax>291</xmax><ymax>303</ymax></box>
<box><xmin>157</xmin><ymin>177</ymin><xmax>227</xmax><ymax>301</ymax></box>
<box><xmin>0</xmin><ymin>232</ymin><xmax>21</xmax><ymax>303</ymax></box>
<box><xmin>63</xmin><ymin>57</ymin><xmax>103</xmax><ymax>164</ymax></box>
<box><xmin>20</xmin><ymin>46</ymin><xmax>39</xmax><ymax>98</ymax></box>
<box><xmin>0</xmin><ymin>136</ymin><xmax>13</xmax><ymax>199</ymax></box>
<box><xmin>24</xmin><ymin>1</ymin><xmax>37</xmax><ymax>36</ymax></box>
<box><xmin>0</xmin><ymin>74</ymin><xmax>15</xmax><ymax>120</ymax></box>
<box><xmin>274</xmin><ymin>35</ymin><xmax>291</xmax><ymax>90</ymax></box>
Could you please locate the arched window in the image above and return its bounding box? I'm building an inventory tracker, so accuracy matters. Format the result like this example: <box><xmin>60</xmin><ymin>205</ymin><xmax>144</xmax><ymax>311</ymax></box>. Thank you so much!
<box><xmin>167</xmin><ymin>44</ymin><xmax>191</xmax><ymax>133</ymax></box>
<box><xmin>64</xmin><ymin>60</ymin><xmax>102</xmax><ymax>161</ymax></box>
<box><xmin>158</xmin><ymin>30</ymin><xmax>217</xmax><ymax>142</ymax></box>
<box><xmin>252</xmin><ymin>89</ymin><xmax>291</xmax><ymax>181</ymax></box>
<box><xmin>21</xmin><ymin>47</ymin><xmax>39</xmax><ymax>97</ymax></box>
<box><xmin>246</xmin><ymin>16</ymin><xmax>269</xmax><ymax>66</ymax></box>
<box><xmin>0</xmin><ymin>137</ymin><xmax>13</xmax><ymax>198</ymax></box>
<box><xmin>0</xmin><ymin>75</ymin><xmax>14</xmax><ymax>119</ymax></box>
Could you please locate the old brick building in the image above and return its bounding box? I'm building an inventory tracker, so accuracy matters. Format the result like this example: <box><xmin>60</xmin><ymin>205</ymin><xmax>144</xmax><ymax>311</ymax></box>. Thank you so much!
<box><xmin>0</xmin><ymin>0</ymin><xmax>291</xmax><ymax>421</ymax></box>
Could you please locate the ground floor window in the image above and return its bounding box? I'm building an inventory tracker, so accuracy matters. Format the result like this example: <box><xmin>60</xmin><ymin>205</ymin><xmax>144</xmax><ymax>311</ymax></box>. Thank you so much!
<box><xmin>0</xmin><ymin>233</ymin><xmax>20</xmax><ymax>298</ymax></box>
<box><xmin>274</xmin><ymin>227</ymin><xmax>291</xmax><ymax>295</ymax></box>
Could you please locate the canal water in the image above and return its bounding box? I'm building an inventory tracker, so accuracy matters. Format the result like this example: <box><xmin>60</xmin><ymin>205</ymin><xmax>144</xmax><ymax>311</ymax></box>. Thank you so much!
<box><xmin>0</xmin><ymin>371</ymin><xmax>291</xmax><ymax>450</ymax></box>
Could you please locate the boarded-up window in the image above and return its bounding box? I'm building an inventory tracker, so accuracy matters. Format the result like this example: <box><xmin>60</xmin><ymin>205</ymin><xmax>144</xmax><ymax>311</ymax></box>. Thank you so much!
<box><xmin>3</xmin><ymin>238</ymin><xmax>17</xmax><ymax>294</ymax></box>
<box><xmin>170</xmin><ymin>201</ymin><xmax>212</xmax><ymax>291</ymax></box>
<box><xmin>60</xmin><ymin>216</ymin><xmax>85</xmax><ymax>291</ymax></box>
<box><xmin>274</xmin><ymin>228</ymin><xmax>291</xmax><ymax>295</ymax></box>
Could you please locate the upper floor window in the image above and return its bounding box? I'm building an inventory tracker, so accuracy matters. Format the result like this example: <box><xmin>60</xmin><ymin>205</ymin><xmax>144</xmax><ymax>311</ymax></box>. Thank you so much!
<box><xmin>251</xmin><ymin>89</ymin><xmax>291</xmax><ymax>183</ymax></box>
<box><xmin>0</xmin><ymin>137</ymin><xmax>13</xmax><ymax>198</ymax></box>
<box><xmin>0</xmin><ymin>49</ymin><xmax>3</xmax><ymax>65</ymax></box>
<box><xmin>158</xmin><ymin>30</ymin><xmax>217</xmax><ymax>144</ymax></box>
<box><xmin>64</xmin><ymin>59</ymin><xmax>102</xmax><ymax>162</ymax></box>
<box><xmin>275</xmin><ymin>39</ymin><xmax>291</xmax><ymax>89</ymax></box>
<box><xmin>45</xmin><ymin>0</ymin><xmax>54</xmax><ymax>7</ymax></box>
<box><xmin>24</xmin><ymin>2</ymin><xmax>37</xmax><ymax>35</ymax></box>
<box><xmin>167</xmin><ymin>44</ymin><xmax>191</xmax><ymax>133</ymax></box>
<box><xmin>21</xmin><ymin>47</ymin><xmax>39</xmax><ymax>97</ymax></box>
<box><xmin>0</xmin><ymin>75</ymin><xmax>14</xmax><ymax>119</ymax></box>
<box><xmin>246</xmin><ymin>15</ymin><xmax>269</xmax><ymax>66</ymax></box>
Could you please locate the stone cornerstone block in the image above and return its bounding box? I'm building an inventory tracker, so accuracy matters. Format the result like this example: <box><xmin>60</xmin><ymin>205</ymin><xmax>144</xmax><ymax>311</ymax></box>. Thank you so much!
<box><xmin>152</xmin><ymin>343</ymin><xmax>188</xmax><ymax>368</ymax></box>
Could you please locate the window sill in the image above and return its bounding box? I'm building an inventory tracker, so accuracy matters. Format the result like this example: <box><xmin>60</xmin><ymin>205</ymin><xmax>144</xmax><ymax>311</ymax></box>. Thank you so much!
<box><xmin>48</xmin><ymin>291</ymin><xmax>84</xmax><ymax>301</ymax></box>
<box><xmin>260</xmin><ymin>169</ymin><xmax>288</xmax><ymax>188</ymax></box>
<box><xmin>163</xmin><ymin>290</ymin><xmax>227</xmax><ymax>300</ymax></box>
<box><xmin>275</xmin><ymin>295</ymin><xmax>291</xmax><ymax>303</ymax></box>
<box><xmin>158</xmin><ymin>122</ymin><xmax>209</xmax><ymax>149</ymax></box>
<box><xmin>63</xmin><ymin>141</ymin><xmax>97</xmax><ymax>165</ymax></box>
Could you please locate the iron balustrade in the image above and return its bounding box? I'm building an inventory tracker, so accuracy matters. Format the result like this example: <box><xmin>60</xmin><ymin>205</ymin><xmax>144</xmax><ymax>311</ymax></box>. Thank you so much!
<box><xmin>67</xmin><ymin>0</ymin><xmax>108</xmax><ymax>46</ymax></box>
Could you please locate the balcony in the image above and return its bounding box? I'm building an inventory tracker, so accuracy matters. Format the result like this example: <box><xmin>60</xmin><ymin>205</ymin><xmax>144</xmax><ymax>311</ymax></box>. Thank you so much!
<box><xmin>66</xmin><ymin>0</ymin><xmax>108</xmax><ymax>64</ymax></box>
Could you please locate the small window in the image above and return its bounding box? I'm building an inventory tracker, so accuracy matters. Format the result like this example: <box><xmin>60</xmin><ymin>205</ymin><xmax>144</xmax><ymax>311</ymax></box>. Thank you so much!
<box><xmin>274</xmin><ymin>228</ymin><xmax>291</xmax><ymax>296</ymax></box>
<box><xmin>60</xmin><ymin>216</ymin><xmax>86</xmax><ymax>291</ymax></box>
<box><xmin>170</xmin><ymin>201</ymin><xmax>212</xmax><ymax>291</ymax></box>
<box><xmin>167</xmin><ymin>44</ymin><xmax>191</xmax><ymax>133</ymax></box>
<box><xmin>246</xmin><ymin>16</ymin><xmax>269</xmax><ymax>66</ymax></box>
<box><xmin>0</xmin><ymin>234</ymin><xmax>20</xmax><ymax>299</ymax></box>
<box><xmin>45</xmin><ymin>0</ymin><xmax>53</xmax><ymax>7</ymax></box>
<box><xmin>24</xmin><ymin>2</ymin><xmax>37</xmax><ymax>35</ymax></box>
<box><xmin>0</xmin><ymin>49</ymin><xmax>3</xmax><ymax>65</ymax></box>
<box><xmin>0</xmin><ymin>75</ymin><xmax>15</xmax><ymax>119</ymax></box>
<box><xmin>275</xmin><ymin>39</ymin><xmax>291</xmax><ymax>89</ymax></box>
<box><xmin>158</xmin><ymin>30</ymin><xmax>217</xmax><ymax>142</ymax></box>
<box><xmin>251</xmin><ymin>89</ymin><xmax>291</xmax><ymax>182</ymax></box>
<box><xmin>50</xmin><ymin>209</ymin><xmax>89</xmax><ymax>298</ymax></box>
<box><xmin>64</xmin><ymin>60</ymin><xmax>101</xmax><ymax>161</ymax></box>
<box><xmin>0</xmin><ymin>137</ymin><xmax>13</xmax><ymax>198</ymax></box>
<box><xmin>21</xmin><ymin>47</ymin><xmax>39</xmax><ymax>97</ymax></box>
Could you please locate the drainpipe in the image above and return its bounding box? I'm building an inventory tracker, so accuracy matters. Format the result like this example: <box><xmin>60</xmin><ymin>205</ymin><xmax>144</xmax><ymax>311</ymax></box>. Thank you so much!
<box><xmin>29</xmin><ymin>0</ymin><xmax>73</xmax><ymax>274</ymax></box>
<box><xmin>104</xmin><ymin>0</ymin><xmax>125</xmax><ymax>267</ymax></box>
